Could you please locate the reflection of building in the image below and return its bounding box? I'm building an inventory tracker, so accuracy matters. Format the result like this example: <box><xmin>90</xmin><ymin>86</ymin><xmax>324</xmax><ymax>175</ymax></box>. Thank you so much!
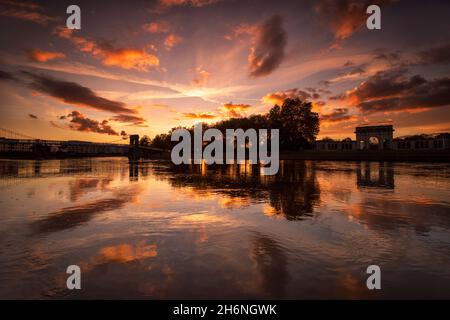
<box><xmin>356</xmin><ymin>162</ymin><xmax>394</xmax><ymax>189</ymax></box>
<box><xmin>315</xmin><ymin>125</ymin><xmax>450</xmax><ymax>151</ymax></box>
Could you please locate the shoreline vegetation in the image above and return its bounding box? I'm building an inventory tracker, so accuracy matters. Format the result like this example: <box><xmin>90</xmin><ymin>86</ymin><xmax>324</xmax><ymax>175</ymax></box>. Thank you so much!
<box><xmin>1</xmin><ymin>149</ymin><xmax>449</xmax><ymax>162</ymax></box>
<box><xmin>141</xmin><ymin>98</ymin><xmax>320</xmax><ymax>151</ymax></box>
<box><xmin>1</xmin><ymin>99</ymin><xmax>449</xmax><ymax>162</ymax></box>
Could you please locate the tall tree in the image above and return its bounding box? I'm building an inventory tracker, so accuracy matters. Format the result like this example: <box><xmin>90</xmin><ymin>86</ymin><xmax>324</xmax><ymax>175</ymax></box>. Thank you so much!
<box><xmin>139</xmin><ymin>135</ymin><xmax>151</xmax><ymax>146</ymax></box>
<box><xmin>268</xmin><ymin>98</ymin><xmax>319</xmax><ymax>150</ymax></box>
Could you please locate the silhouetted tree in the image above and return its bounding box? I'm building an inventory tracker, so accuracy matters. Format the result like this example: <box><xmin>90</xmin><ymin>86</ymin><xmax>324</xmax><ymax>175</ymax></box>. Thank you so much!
<box><xmin>268</xmin><ymin>98</ymin><xmax>319</xmax><ymax>150</ymax></box>
<box><xmin>139</xmin><ymin>135</ymin><xmax>151</xmax><ymax>146</ymax></box>
<box><xmin>146</xmin><ymin>98</ymin><xmax>320</xmax><ymax>151</ymax></box>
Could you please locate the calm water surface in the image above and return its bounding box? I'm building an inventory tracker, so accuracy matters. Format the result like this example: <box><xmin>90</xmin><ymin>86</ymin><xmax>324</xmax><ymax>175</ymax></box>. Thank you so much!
<box><xmin>0</xmin><ymin>158</ymin><xmax>449</xmax><ymax>299</ymax></box>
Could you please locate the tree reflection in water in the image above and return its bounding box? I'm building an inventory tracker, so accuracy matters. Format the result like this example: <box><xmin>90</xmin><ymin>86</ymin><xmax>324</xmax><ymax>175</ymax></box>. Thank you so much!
<box><xmin>152</xmin><ymin>160</ymin><xmax>321</xmax><ymax>220</ymax></box>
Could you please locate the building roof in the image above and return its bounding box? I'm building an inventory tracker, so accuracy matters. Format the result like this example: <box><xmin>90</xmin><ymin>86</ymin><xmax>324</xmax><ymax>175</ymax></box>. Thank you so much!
<box><xmin>355</xmin><ymin>125</ymin><xmax>394</xmax><ymax>133</ymax></box>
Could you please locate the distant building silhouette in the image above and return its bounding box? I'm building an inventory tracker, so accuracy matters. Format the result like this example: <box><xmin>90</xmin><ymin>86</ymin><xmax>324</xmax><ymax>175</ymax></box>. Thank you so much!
<box><xmin>315</xmin><ymin>125</ymin><xmax>450</xmax><ymax>151</ymax></box>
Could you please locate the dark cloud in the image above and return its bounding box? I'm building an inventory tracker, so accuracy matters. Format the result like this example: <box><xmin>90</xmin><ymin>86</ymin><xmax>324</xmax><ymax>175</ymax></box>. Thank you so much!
<box><xmin>305</xmin><ymin>87</ymin><xmax>331</xmax><ymax>96</ymax></box>
<box><xmin>334</xmin><ymin>64</ymin><xmax>368</xmax><ymax>81</ymax></box>
<box><xmin>347</xmin><ymin>68</ymin><xmax>421</xmax><ymax>101</ymax></box>
<box><xmin>347</xmin><ymin>66</ymin><xmax>366</xmax><ymax>75</ymax></box>
<box><xmin>151</xmin><ymin>0</ymin><xmax>219</xmax><ymax>13</ymax></box>
<box><xmin>28</xmin><ymin>113</ymin><xmax>37</xmax><ymax>119</ymax></box>
<box><xmin>0</xmin><ymin>8</ymin><xmax>58</xmax><ymax>25</ymax></box>
<box><xmin>342</xmin><ymin>68</ymin><xmax>450</xmax><ymax>113</ymax></box>
<box><xmin>417</xmin><ymin>43</ymin><xmax>450</xmax><ymax>65</ymax></box>
<box><xmin>314</xmin><ymin>0</ymin><xmax>395</xmax><ymax>41</ymax></box>
<box><xmin>0</xmin><ymin>69</ymin><xmax>18</xmax><ymax>81</ymax></box>
<box><xmin>49</xmin><ymin>120</ymin><xmax>65</xmax><ymax>129</ymax></box>
<box><xmin>249</xmin><ymin>15</ymin><xmax>287</xmax><ymax>77</ymax></box>
<box><xmin>66</xmin><ymin>111</ymin><xmax>120</xmax><ymax>136</ymax></box>
<box><xmin>329</xmin><ymin>94</ymin><xmax>346</xmax><ymax>100</ymax></box>
<box><xmin>110</xmin><ymin>114</ymin><xmax>146</xmax><ymax>126</ymax></box>
<box><xmin>374</xmin><ymin>51</ymin><xmax>402</xmax><ymax>62</ymax></box>
<box><xmin>320</xmin><ymin>108</ymin><xmax>356</xmax><ymax>123</ymax></box>
<box><xmin>262</xmin><ymin>88</ymin><xmax>312</xmax><ymax>105</ymax></box>
<box><xmin>318</xmin><ymin>80</ymin><xmax>331</xmax><ymax>87</ymax></box>
<box><xmin>23</xmin><ymin>71</ymin><xmax>137</xmax><ymax>115</ymax></box>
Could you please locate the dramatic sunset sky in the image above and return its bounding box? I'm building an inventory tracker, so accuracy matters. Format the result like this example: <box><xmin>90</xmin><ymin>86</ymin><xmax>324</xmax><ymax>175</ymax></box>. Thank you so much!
<box><xmin>0</xmin><ymin>0</ymin><xmax>449</xmax><ymax>142</ymax></box>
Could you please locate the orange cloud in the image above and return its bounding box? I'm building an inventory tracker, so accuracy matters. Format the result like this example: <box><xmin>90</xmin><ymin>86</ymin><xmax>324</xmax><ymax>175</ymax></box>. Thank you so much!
<box><xmin>262</xmin><ymin>88</ymin><xmax>311</xmax><ymax>106</ymax></box>
<box><xmin>164</xmin><ymin>34</ymin><xmax>182</xmax><ymax>50</ymax></box>
<box><xmin>225</xmin><ymin>23</ymin><xmax>258</xmax><ymax>40</ymax></box>
<box><xmin>101</xmin><ymin>48</ymin><xmax>159</xmax><ymax>70</ymax></box>
<box><xmin>314</xmin><ymin>0</ymin><xmax>395</xmax><ymax>42</ymax></box>
<box><xmin>79</xmin><ymin>241</ymin><xmax>158</xmax><ymax>272</ymax></box>
<box><xmin>220</xmin><ymin>103</ymin><xmax>251</xmax><ymax>118</ymax></box>
<box><xmin>182</xmin><ymin>112</ymin><xmax>216</xmax><ymax>119</ymax></box>
<box><xmin>55</xmin><ymin>27</ymin><xmax>159</xmax><ymax>71</ymax></box>
<box><xmin>192</xmin><ymin>67</ymin><xmax>210</xmax><ymax>86</ymax></box>
<box><xmin>98</xmin><ymin>242</ymin><xmax>157</xmax><ymax>263</ymax></box>
<box><xmin>25</xmin><ymin>48</ymin><xmax>65</xmax><ymax>62</ymax></box>
<box><xmin>143</xmin><ymin>21</ymin><xmax>171</xmax><ymax>33</ymax></box>
<box><xmin>0</xmin><ymin>8</ymin><xmax>57</xmax><ymax>25</ymax></box>
<box><xmin>0</xmin><ymin>0</ymin><xmax>42</xmax><ymax>10</ymax></box>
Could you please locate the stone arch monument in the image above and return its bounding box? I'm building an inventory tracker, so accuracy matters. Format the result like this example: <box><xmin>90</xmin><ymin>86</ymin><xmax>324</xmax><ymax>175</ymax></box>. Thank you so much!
<box><xmin>355</xmin><ymin>125</ymin><xmax>394</xmax><ymax>150</ymax></box>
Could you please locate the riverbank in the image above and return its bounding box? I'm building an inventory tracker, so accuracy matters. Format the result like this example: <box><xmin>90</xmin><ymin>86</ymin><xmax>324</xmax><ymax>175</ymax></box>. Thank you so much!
<box><xmin>1</xmin><ymin>149</ymin><xmax>449</xmax><ymax>162</ymax></box>
<box><xmin>280</xmin><ymin>149</ymin><xmax>450</xmax><ymax>162</ymax></box>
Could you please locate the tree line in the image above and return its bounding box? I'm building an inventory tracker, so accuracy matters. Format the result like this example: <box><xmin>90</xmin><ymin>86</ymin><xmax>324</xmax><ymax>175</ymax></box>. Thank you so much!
<box><xmin>140</xmin><ymin>98</ymin><xmax>320</xmax><ymax>151</ymax></box>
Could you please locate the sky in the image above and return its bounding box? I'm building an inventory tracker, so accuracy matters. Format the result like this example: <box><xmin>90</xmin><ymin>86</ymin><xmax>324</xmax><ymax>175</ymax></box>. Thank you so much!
<box><xmin>0</xmin><ymin>0</ymin><xmax>449</xmax><ymax>142</ymax></box>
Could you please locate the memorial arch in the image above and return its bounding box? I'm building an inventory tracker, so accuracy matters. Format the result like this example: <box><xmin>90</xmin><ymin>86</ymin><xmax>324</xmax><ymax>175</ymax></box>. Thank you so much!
<box><xmin>355</xmin><ymin>125</ymin><xmax>394</xmax><ymax>150</ymax></box>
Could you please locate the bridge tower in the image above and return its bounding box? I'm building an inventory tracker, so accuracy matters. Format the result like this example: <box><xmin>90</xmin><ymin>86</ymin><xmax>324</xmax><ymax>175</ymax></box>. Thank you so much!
<box><xmin>129</xmin><ymin>134</ymin><xmax>139</xmax><ymax>146</ymax></box>
<box><xmin>128</xmin><ymin>134</ymin><xmax>140</xmax><ymax>161</ymax></box>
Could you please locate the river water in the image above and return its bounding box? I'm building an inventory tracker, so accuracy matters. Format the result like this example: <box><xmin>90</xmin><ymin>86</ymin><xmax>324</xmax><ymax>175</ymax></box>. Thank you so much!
<box><xmin>0</xmin><ymin>158</ymin><xmax>449</xmax><ymax>299</ymax></box>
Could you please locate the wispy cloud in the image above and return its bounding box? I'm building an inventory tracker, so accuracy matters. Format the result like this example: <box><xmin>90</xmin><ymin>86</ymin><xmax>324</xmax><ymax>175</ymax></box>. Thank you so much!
<box><xmin>314</xmin><ymin>0</ymin><xmax>395</xmax><ymax>43</ymax></box>
<box><xmin>182</xmin><ymin>112</ymin><xmax>216</xmax><ymax>119</ymax></box>
<box><xmin>192</xmin><ymin>66</ymin><xmax>210</xmax><ymax>86</ymax></box>
<box><xmin>164</xmin><ymin>34</ymin><xmax>182</xmax><ymax>50</ymax></box>
<box><xmin>55</xmin><ymin>28</ymin><xmax>159</xmax><ymax>71</ymax></box>
<box><xmin>152</xmin><ymin>0</ymin><xmax>219</xmax><ymax>13</ymax></box>
<box><xmin>143</xmin><ymin>20</ymin><xmax>171</xmax><ymax>33</ymax></box>
<box><xmin>220</xmin><ymin>103</ymin><xmax>251</xmax><ymax>118</ymax></box>
<box><xmin>23</xmin><ymin>71</ymin><xmax>138</xmax><ymax>115</ymax></box>
<box><xmin>248</xmin><ymin>15</ymin><xmax>287</xmax><ymax>77</ymax></box>
<box><xmin>25</xmin><ymin>48</ymin><xmax>65</xmax><ymax>62</ymax></box>
<box><xmin>0</xmin><ymin>0</ymin><xmax>58</xmax><ymax>25</ymax></box>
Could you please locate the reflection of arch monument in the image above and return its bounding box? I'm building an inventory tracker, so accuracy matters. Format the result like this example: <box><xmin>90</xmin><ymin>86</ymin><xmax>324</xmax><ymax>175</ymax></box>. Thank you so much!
<box><xmin>355</xmin><ymin>125</ymin><xmax>394</xmax><ymax>150</ymax></box>
<box><xmin>356</xmin><ymin>162</ymin><xmax>394</xmax><ymax>189</ymax></box>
